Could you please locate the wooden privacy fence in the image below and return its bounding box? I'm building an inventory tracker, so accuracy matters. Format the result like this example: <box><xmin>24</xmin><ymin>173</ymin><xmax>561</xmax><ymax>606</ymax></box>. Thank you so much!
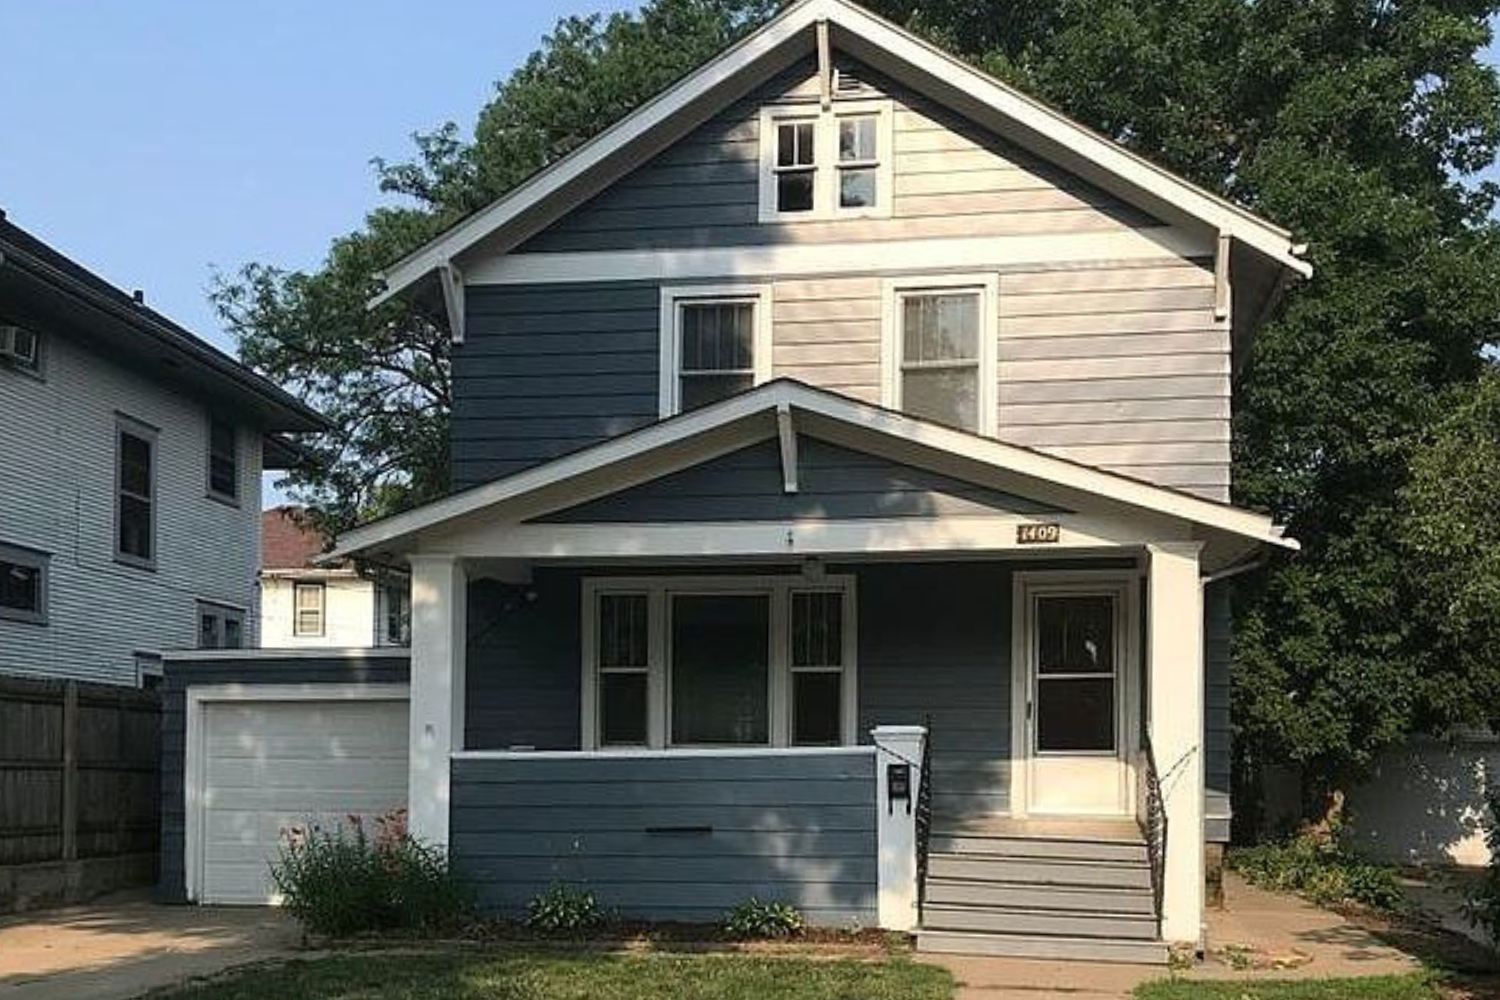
<box><xmin>0</xmin><ymin>675</ymin><xmax>161</xmax><ymax>911</ymax></box>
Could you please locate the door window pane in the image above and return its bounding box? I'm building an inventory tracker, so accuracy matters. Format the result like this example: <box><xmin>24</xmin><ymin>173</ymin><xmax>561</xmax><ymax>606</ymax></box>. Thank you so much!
<box><xmin>1036</xmin><ymin>677</ymin><xmax>1115</xmax><ymax>752</ymax></box>
<box><xmin>793</xmin><ymin>672</ymin><xmax>842</xmax><ymax>746</ymax></box>
<box><xmin>671</xmin><ymin>594</ymin><xmax>769</xmax><ymax>745</ymax></box>
<box><xmin>1037</xmin><ymin>596</ymin><xmax>1114</xmax><ymax>675</ymax></box>
<box><xmin>600</xmin><ymin>672</ymin><xmax>648</xmax><ymax>746</ymax></box>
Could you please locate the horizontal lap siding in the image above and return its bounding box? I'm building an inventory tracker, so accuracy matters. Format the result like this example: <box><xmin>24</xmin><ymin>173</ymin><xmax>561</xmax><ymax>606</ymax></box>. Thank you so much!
<box><xmin>155</xmin><ymin>654</ymin><xmax>412</xmax><ymax>903</ymax></box>
<box><xmin>450</xmin><ymin>752</ymin><xmax>877</xmax><ymax>925</ymax></box>
<box><xmin>999</xmin><ymin>262</ymin><xmax>1230</xmax><ymax>500</ymax></box>
<box><xmin>519</xmin><ymin>58</ymin><xmax>1149</xmax><ymax>254</ymax></box>
<box><xmin>536</xmin><ymin>438</ymin><xmax>1061</xmax><ymax>523</ymax></box>
<box><xmin>454</xmin><ymin>283</ymin><xmax>659</xmax><ymax>487</ymax></box>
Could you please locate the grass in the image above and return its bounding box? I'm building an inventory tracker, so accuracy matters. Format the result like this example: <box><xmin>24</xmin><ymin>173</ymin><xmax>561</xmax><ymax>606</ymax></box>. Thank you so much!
<box><xmin>150</xmin><ymin>950</ymin><xmax>956</xmax><ymax>1000</ymax></box>
<box><xmin>1134</xmin><ymin>972</ymin><xmax>1442</xmax><ymax>1000</ymax></box>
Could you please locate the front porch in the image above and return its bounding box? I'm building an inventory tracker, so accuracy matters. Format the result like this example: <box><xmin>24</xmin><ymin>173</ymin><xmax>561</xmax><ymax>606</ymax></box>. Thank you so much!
<box><xmin>327</xmin><ymin>381</ymin><xmax>1294</xmax><ymax>956</ymax></box>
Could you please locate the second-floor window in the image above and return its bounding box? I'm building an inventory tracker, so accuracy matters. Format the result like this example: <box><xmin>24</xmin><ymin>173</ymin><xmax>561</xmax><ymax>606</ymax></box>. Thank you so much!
<box><xmin>116</xmin><ymin>417</ymin><xmax>157</xmax><ymax>568</ymax></box>
<box><xmin>198</xmin><ymin>602</ymin><xmax>245</xmax><ymax>649</ymax></box>
<box><xmin>758</xmin><ymin>100</ymin><xmax>891</xmax><ymax>221</ymax></box>
<box><xmin>293</xmin><ymin>581</ymin><xmax>326</xmax><ymax>637</ymax></box>
<box><xmin>207</xmin><ymin>417</ymin><xmax>238</xmax><ymax>503</ymax></box>
<box><xmin>659</xmin><ymin>286</ymin><xmax>771</xmax><ymax>416</ymax></box>
<box><xmin>0</xmin><ymin>543</ymin><xmax>48</xmax><ymax>625</ymax></box>
<box><xmin>882</xmin><ymin>276</ymin><xmax>999</xmax><ymax>436</ymax></box>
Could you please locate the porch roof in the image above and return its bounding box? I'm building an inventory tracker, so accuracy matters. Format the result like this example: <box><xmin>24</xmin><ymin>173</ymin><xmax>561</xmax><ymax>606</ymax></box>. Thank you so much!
<box><xmin>328</xmin><ymin>381</ymin><xmax>1295</xmax><ymax>573</ymax></box>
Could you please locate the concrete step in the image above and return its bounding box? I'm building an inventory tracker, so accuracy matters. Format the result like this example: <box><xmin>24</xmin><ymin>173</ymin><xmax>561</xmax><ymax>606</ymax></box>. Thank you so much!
<box><xmin>925</xmin><ymin>876</ymin><xmax>1157</xmax><ymax>915</ymax></box>
<box><xmin>930</xmin><ymin>833</ymin><xmax>1147</xmax><ymax>864</ymax></box>
<box><xmin>917</xmin><ymin>928</ymin><xmax>1170</xmax><ymax>965</ymax></box>
<box><xmin>928</xmin><ymin>853</ymin><xmax>1153</xmax><ymax>890</ymax></box>
<box><xmin>922</xmin><ymin>902</ymin><xmax>1159</xmax><ymax>940</ymax></box>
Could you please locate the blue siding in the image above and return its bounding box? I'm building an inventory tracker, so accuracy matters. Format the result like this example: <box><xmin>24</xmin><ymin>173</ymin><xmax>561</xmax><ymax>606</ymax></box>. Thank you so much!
<box><xmin>536</xmin><ymin>438</ymin><xmax>1066</xmax><ymax>523</ymax></box>
<box><xmin>154</xmin><ymin>652</ymin><xmax>411</xmax><ymax>903</ymax></box>
<box><xmin>454</xmin><ymin>282</ymin><xmax>659</xmax><ymax>488</ymax></box>
<box><xmin>450</xmin><ymin>751</ymin><xmax>878</xmax><ymax>925</ymax></box>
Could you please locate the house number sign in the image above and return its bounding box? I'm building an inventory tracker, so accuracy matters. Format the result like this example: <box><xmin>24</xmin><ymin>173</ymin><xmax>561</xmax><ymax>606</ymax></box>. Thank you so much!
<box><xmin>1016</xmin><ymin>522</ymin><xmax>1061</xmax><ymax>545</ymax></box>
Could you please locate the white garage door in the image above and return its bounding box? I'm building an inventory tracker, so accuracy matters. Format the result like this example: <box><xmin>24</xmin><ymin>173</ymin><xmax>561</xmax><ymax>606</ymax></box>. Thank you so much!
<box><xmin>198</xmin><ymin>698</ymin><xmax>409</xmax><ymax>905</ymax></box>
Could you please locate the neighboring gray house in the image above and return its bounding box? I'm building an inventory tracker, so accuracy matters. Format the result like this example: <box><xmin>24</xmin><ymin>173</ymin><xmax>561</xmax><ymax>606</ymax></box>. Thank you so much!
<box><xmin>0</xmin><ymin>213</ymin><xmax>325</xmax><ymax>687</ymax></box>
<box><xmin>159</xmin><ymin>0</ymin><xmax>1310</xmax><ymax>963</ymax></box>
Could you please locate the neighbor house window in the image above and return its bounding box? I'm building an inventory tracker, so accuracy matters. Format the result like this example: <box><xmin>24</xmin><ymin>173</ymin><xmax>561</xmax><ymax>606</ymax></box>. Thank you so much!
<box><xmin>0</xmin><ymin>543</ymin><xmax>48</xmax><ymax>625</ymax></box>
<box><xmin>207</xmin><ymin>416</ymin><xmax>238</xmax><ymax>502</ymax></box>
<box><xmin>758</xmin><ymin>100</ymin><xmax>891</xmax><ymax>221</ymax></box>
<box><xmin>293</xmin><ymin>581</ymin><xmax>326</xmax><ymax>637</ymax></box>
<box><xmin>378</xmin><ymin>579</ymin><xmax>411</xmax><ymax>647</ymax></box>
<box><xmin>883</xmin><ymin>276</ymin><xmax>999</xmax><ymax>436</ymax></box>
<box><xmin>0</xmin><ymin>324</ymin><xmax>43</xmax><ymax>376</ymax></box>
<box><xmin>198</xmin><ymin>602</ymin><xmax>245</xmax><ymax>649</ymax></box>
<box><xmin>584</xmin><ymin>577</ymin><xmax>855</xmax><ymax>750</ymax></box>
<box><xmin>658</xmin><ymin>286</ymin><xmax>771</xmax><ymax>416</ymax></box>
<box><xmin>115</xmin><ymin>416</ymin><xmax>157</xmax><ymax>568</ymax></box>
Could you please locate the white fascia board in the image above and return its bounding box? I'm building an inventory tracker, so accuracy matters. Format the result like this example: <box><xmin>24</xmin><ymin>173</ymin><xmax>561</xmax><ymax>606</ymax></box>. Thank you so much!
<box><xmin>465</xmin><ymin>227</ymin><xmax>1210</xmax><ymax>286</ymax></box>
<box><xmin>374</xmin><ymin>0</ymin><xmax>1307</xmax><ymax>305</ymax></box>
<box><xmin>330</xmin><ymin>380</ymin><xmax>1293</xmax><ymax>561</ymax></box>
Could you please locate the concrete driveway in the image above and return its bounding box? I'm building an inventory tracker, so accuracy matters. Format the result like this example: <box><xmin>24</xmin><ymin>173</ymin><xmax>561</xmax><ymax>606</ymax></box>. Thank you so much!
<box><xmin>0</xmin><ymin>891</ymin><xmax>299</xmax><ymax>1000</ymax></box>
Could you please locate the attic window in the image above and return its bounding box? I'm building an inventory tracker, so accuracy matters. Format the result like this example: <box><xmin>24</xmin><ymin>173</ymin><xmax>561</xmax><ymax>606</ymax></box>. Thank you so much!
<box><xmin>758</xmin><ymin>99</ymin><xmax>891</xmax><ymax>222</ymax></box>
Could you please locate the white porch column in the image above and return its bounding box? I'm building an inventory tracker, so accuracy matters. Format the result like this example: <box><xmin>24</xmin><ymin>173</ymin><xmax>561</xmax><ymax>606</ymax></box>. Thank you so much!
<box><xmin>407</xmin><ymin>554</ymin><xmax>468</xmax><ymax>850</ymax></box>
<box><xmin>872</xmin><ymin>725</ymin><xmax>926</xmax><ymax>932</ymax></box>
<box><xmin>1147</xmin><ymin>541</ymin><xmax>1206</xmax><ymax>947</ymax></box>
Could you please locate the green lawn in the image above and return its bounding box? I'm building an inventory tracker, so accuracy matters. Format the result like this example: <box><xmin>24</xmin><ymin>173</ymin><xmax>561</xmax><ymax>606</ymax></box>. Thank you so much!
<box><xmin>151</xmin><ymin>951</ymin><xmax>956</xmax><ymax>1000</ymax></box>
<box><xmin>1135</xmin><ymin>973</ymin><xmax>1440</xmax><ymax>1000</ymax></box>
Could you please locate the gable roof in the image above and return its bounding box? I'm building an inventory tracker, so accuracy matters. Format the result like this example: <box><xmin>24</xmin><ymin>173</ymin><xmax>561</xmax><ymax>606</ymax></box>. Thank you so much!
<box><xmin>0</xmin><ymin>213</ymin><xmax>327</xmax><ymax>433</ymax></box>
<box><xmin>374</xmin><ymin>0</ymin><xmax>1310</xmax><ymax>308</ymax></box>
<box><xmin>329</xmin><ymin>379</ymin><xmax>1295</xmax><ymax>568</ymax></box>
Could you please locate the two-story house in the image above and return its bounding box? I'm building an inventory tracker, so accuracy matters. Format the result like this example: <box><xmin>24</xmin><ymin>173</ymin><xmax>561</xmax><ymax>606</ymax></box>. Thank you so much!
<box><xmin>158</xmin><ymin>0</ymin><xmax>1310</xmax><ymax>962</ymax></box>
<box><xmin>0</xmin><ymin>213</ymin><xmax>325</xmax><ymax>686</ymax></box>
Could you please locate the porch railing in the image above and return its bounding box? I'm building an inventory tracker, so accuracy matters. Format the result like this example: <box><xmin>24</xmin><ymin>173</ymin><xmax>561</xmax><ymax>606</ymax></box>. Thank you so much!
<box><xmin>914</xmin><ymin>716</ymin><xmax>934</xmax><ymax>921</ymax></box>
<box><xmin>1138</xmin><ymin>733</ymin><xmax>1168</xmax><ymax>927</ymax></box>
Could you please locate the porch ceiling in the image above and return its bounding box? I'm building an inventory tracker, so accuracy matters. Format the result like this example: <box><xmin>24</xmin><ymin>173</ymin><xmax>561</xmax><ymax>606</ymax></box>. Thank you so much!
<box><xmin>329</xmin><ymin>380</ymin><xmax>1294</xmax><ymax>574</ymax></box>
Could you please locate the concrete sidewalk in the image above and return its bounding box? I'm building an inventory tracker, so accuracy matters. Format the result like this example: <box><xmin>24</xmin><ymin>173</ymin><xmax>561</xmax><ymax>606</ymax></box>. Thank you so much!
<box><xmin>0</xmin><ymin>891</ymin><xmax>300</xmax><ymax>1000</ymax></box>
<box><xmin>921</xmin><ymin>872</ymin><xmax>1421</xmax><ymax>999</ymax></box>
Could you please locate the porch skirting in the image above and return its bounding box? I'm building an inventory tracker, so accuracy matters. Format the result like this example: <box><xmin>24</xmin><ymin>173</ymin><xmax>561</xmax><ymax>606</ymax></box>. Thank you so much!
<box><xmin>449</xmin><ymin>748</ymin><xmax>880</xmax><ymax>925</ymax></box>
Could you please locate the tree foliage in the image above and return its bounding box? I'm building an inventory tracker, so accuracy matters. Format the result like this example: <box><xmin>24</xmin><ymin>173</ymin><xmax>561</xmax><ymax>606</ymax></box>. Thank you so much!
<box><xmin>220</xmin><ymin>0</ymin><xmax>1500</xmax><ymax>805</ymax></box>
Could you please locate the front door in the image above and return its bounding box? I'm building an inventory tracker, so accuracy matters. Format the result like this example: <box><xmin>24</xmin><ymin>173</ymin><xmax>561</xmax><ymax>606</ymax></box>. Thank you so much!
<box><xmin>1019</xmin><ymin>580</ymin><xmax>1134</xmax><ymax>816</ymax></box>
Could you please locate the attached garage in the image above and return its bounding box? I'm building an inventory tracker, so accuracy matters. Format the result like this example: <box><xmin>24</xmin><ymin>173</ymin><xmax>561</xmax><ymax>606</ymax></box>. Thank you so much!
<box><xmin>157</xmin><ymin>657</ymin><xmax>412</xmax><ymax>906</ymax></box>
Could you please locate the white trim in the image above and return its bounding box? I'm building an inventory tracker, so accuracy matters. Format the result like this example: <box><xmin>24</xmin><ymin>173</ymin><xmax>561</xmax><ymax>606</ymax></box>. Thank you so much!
<box><xmin>1009</xmin><ymin>570</ymin><xmax>1139</xmax><ymax>818</ymax></box>
<box><xmin>580</xmin><ymin>574</ymin><xmax>857</xmax><ymax>752</ymax></box>
<box><xmin>465</xmin><ymin>227</ymin><xmax>1211</xmax><ymax>286</ymax></box>
<box><xmin>373</xmin><ymin>0</ymin><xmax>1308</xmax><ymax>303</ymax></box>
<box><xmin>452</xmin><ymin>745</ymin><xmax>875</xmax><ymax>761</ymax></box>
<box><xmin>756</xmin><ymin>98</ymin><xmax>893</xmax><ymax>223</ymax></box>
<box><xmin>327</xmin><ymin>381</ymin><xmax>1294</xmax><ymax>561</ymax></box>
<box><xmin>657</xmin><ymin>283</ymin><xmax>774</xmax><ymax>417</ymax></box>
<box><xmin>163</xmin><ymin>647</ymin><xmax>412</xmax><ymax>662</ymax></box>
<box><xmin>182</xmin><ymin>682</ymin><xmax>411</xmax><ymax>904</ymax></box>
<box><xmin>880</xmin><ymin>273</ymin><xmax>999</xmax><ymax>437</ymax></box>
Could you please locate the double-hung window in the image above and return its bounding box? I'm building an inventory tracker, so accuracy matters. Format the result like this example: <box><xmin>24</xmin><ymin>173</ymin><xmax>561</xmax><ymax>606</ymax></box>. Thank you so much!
<box><xmin>0</xmin><ymin>542</ymin><xmax>48</xmax><ymax>625</ymax></box>
<box><xmin>883</xmin><ymin>276</ymin><xmax>999</xmax><ymax>436</ymax></box>
<box><xmin>115</xmin><ymin>416</ymin><xmax>157</xmax><ymax>568</ymax></box>
<box><xmin>207</xmin><ymin>416</ymin><xmax>238</xmax><ymax>503</ymax></box>
<box><xmin>293</xmin><ymin>581</ymin><xmax>326</xmax><ymax>637</ymax></box>
<box><xmin>659</xmin><ymin>286</ymin><xmax>771</xmax><ymax>416</ymax></box>
<box><xmin>584</xmin><ymin>577</ymin><xmax>855</xmax><ymax>750</ymax></box>
<box><xmin>198</xmin><ymin>602</ymin><xmax>245</xmax><ymax>649</ymax></box>
<box><xmin>759</xmin><ymin>100</ymin><xmax>891</xmax><ymax>221</ymax></box>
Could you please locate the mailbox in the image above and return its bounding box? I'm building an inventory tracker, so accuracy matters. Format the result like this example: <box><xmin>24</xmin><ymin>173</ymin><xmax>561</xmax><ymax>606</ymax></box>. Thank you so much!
<box><xmin>887</xmin><ymin>762</ymin><xmax>912</xmax><ymax>814</ymax></box>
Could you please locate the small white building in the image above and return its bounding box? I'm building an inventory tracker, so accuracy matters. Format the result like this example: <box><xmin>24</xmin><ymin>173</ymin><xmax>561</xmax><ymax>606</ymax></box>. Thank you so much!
<box><xmin>259</xmin><ymin>506</ymin><xmax>408</xmax><ymax>648</ymax></box>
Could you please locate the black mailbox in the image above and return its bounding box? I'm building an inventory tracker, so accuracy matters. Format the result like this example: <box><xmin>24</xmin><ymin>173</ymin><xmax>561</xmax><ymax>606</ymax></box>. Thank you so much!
<box><xmin>887</xmin><ymin>762</ymin><xmax>912</xmax><ymax>814</ymax></box>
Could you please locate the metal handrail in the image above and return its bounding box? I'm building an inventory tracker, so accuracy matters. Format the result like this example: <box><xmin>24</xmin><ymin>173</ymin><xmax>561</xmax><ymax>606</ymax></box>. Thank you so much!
<box><xmin>915</xmin><ymin>716</ymin><xmax>934</xmax><ymax>921</ymax></box>
<box><xmin>1140</xmin><ymin>733</ymin><xmax>1168</xmax><ymax>927</ymax></box>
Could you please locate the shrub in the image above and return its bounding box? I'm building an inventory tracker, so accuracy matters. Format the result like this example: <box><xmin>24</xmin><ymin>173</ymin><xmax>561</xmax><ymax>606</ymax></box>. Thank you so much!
<box><xmin>1229</xmin><ymin>826</ymin><xmax>1403</xmax><ymax>910</ymax></box>
<box><xmin>271</xmin><ymin>809</ymin><xmax>474</xmax><ymax>936</ymax></box>
<box><xmin>525</xmin><ymin>884</ymin><xmax>605</xmax><ymax>933</ymax></box>
<box><xmin>1461</xmin><ymin>788</ymin><xmax>1500</xmax><ymax>945</ymax></box>
<box><xmin>724</xmin><ymin>898</ymin><xmax>805</xmax><ymax>939</ymax></box>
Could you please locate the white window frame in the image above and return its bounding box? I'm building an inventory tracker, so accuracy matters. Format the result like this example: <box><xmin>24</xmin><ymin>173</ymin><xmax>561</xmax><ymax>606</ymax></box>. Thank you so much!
<box><xmin>580</xmin><ymin>575</ymin><xmax>858</xmax><ymax>750</ymax></box>
<box><xmin>658</xmin><ymin>284</ymin><xmax>773</xmax><ymax>417</ymax></box>
<box><xmin>0</xmin><ymin>541</ymin><xmax>48</xmax><ymax>625</ymax></box>
<box><xmin>880</xmin><ymin>274</ymin><xmax>1000</xmax><ymax>437</ymax></box>
<box><xmin>757</xmin><ymin>99</ymin><xmax>894</xmax><ymax>223</ymax></box>
<box><xmin>292</xmin><ymin>581</ymin><xmax>327</xmax><ymax>637</ymax></box>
